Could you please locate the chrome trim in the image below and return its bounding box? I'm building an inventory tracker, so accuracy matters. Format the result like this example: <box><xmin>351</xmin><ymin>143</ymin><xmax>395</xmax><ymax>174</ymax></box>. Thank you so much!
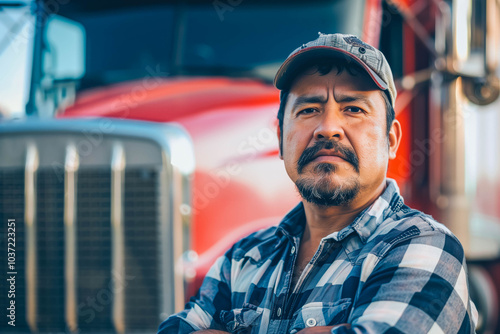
<box><xmin>435</xmin><ymin>77</ymin><xmax>470</xmax><ymax>253</ymax></box>
<box><xmin>25</xmin><ymin>142</ymin><xmax>39</xmax><ymax>332</ymax></box>
<box><xmin>172</xmin><ymin>171</ymin><xmax>186</xmax><ymax>312</ymax></box>
<box><xmin>451</xmin><ymin>0</ymin><xmax>475</xmax><ymax>73</ymax></box>
<box><xmin>450</xmin><ymin>0</ymin><xmax>499</xmax><ymax>78</ymax></box>
<box><xmin>158</xmin><ymin>151</ymin><xmax>172</xmax><ymax>318</ymax></box>
<box><xmin>485</xmin><ymin>0</ymin><xmax>499</xmax><ymax>73</ymax></box>
<box><xmin>0</xmin><ymin>118</ymin><xmax>196</xmax><ymax>322</ymax></box>
<box><xmin>111</xmin><ymin>142</ymin><xmax>126</xmax><ymax>334</ymax></box>
<box><xmin>64</xmin><ymin>143</ymin><xmax>79</xmax><ymax>332</ymax></box>
<box><xmin>157</xmin><ymin>125</ymin><xmax>194</xmax><ymax>319</ymax></box>
<box><xmin>160</xmin><ymin>151</ymin><xmax>184</xmax><ymax>312</ymax></box>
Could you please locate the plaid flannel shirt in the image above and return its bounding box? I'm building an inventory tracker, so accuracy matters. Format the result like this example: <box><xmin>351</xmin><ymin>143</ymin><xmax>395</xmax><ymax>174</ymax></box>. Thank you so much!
<box><xmin>158</xmin><ymin>179</ymin><xmax>478</xmax><ymax>333</ymax></box>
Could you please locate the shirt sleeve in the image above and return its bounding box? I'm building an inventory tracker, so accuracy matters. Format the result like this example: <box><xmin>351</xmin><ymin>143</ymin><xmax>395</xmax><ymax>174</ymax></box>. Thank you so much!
<box><xmin>332</xmin><ymin>229</ymin><xmax>478</xmax><ymax>334</ymax></box>
<box><xmin>157</xmin><ymin>250</ymin><xmax>233</xmax><ymax>334</ymax></box>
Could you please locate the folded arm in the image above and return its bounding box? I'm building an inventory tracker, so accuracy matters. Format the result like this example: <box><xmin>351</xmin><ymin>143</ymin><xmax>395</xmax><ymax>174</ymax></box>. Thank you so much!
<box><xmin>329</xmin><ymin>231</ymin><xmax>477</xmax><ymax>333</ymax></box>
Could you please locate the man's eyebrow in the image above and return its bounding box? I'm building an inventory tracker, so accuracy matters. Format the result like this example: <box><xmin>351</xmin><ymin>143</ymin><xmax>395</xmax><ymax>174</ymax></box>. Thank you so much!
<box><xmin>334</xmin><ymin>93</ymin><xmax>376</xmax><ymax>109</ymax></box>
<box><xmin>291</xmin><ymin>95</ymin><xmax>328</xmax><ymax>109</ymax></box>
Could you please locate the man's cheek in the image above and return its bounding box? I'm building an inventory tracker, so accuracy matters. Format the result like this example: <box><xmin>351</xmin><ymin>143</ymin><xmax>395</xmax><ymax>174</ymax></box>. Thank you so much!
<box><xmin>356</xmin><ymin>151</ymin><xmax>371</xmax><ymax>170</ymax></box>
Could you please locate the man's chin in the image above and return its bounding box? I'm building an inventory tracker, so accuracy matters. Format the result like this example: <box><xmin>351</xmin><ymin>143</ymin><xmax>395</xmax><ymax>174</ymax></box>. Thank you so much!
<box><xmin>295</xmin><ymin>175</ymin><xmax>360</xmax><ymax>207</ymax></box>
<box><xmin>306</xmin><ymin>161</ymin><xmax>357</xmax><ymax>176</ymax></box>
<box><xmin>313</xmin><ymin>162</ymin><xmax>337</xmax><ymax>174</ymax></box>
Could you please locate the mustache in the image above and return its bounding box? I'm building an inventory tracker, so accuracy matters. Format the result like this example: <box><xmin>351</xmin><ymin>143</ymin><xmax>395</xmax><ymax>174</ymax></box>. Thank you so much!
<box><xmin>297</xmin><ymin>140</ymin><xmax>359</xmax><ymax>174</ymax></box>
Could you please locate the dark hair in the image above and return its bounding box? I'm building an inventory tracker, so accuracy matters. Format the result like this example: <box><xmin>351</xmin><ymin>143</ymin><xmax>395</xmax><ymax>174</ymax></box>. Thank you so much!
<box><xmin>277</xmin><ymin>60</ymin><xmax>395</xmax><ymax>152</ymax></box>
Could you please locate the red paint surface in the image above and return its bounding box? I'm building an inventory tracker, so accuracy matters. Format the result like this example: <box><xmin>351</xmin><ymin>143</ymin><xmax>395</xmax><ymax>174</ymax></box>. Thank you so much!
<box><xmin>61</xmin><ymin>77</ymin><xmax>279</xmax><ymax>122</ymax></box>
<box><xmin>61</xmin><ymin>77</ymin><xmax>299</xmax><ymax>256</ymax></box>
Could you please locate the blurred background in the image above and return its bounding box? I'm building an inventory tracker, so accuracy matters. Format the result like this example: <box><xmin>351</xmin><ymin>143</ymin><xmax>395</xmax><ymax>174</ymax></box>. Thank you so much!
<box><xmin>0</xmin><ymin>0</ymin><xmax>499</xmax><ymax>333</ymax></box>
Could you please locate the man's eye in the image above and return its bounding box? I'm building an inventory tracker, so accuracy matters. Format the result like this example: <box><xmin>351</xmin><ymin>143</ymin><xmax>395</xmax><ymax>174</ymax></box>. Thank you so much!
<box><xmin>298</xmin><ymin>108</ymin><xmax>317</xmax><ymax>115</ymax></box>
<box><xmin>345</xmin><ymin>106</ymin><xmax>364</xmax><ymax>113</ymax></box>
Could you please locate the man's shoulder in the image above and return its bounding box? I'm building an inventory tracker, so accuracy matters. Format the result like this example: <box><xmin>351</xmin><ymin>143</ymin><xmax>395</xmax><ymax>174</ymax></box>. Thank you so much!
<box><xmin>367</xmin><ymin>203</ymin><xmax>464</xmax><ymax>258</ymax></box>
<box><xmin>390</xmin><ymin>204</ymin><xmax>454</xmax><ymax>237</ymax></box>
<box><xmin>357</xmin><ymin>179</ymin><xmax>459</xmax><ymax>248</ymax></box>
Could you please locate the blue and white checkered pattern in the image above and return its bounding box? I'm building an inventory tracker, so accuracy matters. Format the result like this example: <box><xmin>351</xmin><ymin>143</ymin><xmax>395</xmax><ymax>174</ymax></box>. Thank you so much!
<box><xmin>158</xmin><ymin>179</ymin><xmax>477</xmax><ymax>333</ymax></box>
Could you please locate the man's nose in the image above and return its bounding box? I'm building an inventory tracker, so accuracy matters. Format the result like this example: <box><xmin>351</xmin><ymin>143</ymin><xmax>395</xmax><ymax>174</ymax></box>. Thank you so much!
<box><xmin>313</xmin><ymin>109</ymin><xmax>345</xmax><ymax>141</ymax></box>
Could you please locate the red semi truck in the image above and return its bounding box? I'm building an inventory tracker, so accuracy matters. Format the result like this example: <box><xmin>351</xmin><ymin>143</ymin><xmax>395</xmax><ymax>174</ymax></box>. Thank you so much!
<box><xmin>0</xmin><ymin>0</ymin><xmax>499</xmax><ymax>333</ymax></box>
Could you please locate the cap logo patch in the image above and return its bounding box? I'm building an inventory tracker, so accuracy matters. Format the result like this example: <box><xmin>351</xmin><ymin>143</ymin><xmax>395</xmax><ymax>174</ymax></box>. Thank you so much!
<box><xmin>343</xmin><ymin>36</ymin><xmax>374</xmax><ymax>51</ymax></box>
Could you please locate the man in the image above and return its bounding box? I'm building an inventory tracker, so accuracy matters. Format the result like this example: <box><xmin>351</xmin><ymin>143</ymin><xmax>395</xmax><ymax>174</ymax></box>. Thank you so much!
<box><xmin>158</xmin><ymin>33</ymin><xmax>477</xmax><ymax>333</ymax></box>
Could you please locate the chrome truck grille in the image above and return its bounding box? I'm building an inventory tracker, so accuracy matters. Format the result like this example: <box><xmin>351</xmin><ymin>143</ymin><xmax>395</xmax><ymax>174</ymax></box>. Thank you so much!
<box><xmin>0</xmin><ymin>119</ymin><xmax>194</xmax><ymax>333</ymax></box>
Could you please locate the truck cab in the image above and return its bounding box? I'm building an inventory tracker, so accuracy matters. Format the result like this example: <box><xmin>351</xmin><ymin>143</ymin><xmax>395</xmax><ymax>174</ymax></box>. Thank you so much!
<box><xmin>1</xmin><ymin>0</ymin><xmax>499</xmax><ymax>332</ymax></box>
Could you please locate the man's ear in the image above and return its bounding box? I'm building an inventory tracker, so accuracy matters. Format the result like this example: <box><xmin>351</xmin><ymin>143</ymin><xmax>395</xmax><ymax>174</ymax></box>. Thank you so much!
<box><xmin>388</xmin><ymin>119</ymin><xmax>402</xmax><ymax>160</ymax></box>
<box><xmin>277</xmin><ymin>124</ymin><xmax>283</xmax><ymax>159</ymax></box>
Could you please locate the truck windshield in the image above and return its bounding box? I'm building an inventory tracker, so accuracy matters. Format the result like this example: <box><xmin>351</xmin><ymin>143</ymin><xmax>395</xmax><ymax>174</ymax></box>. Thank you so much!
<box><xmin>45</xmin><ymin>0</ymin><xmax>365</xmax><ymax>90</ymax></box>
<box><xmin>0</xmin><ymin>3</ymin><xmax>34</xmax><ymax>118</ymax></box>
<box><xmin>53</xmin><ymin>0</ymin><xmax>366</xmax><ymax>92</ymax></box>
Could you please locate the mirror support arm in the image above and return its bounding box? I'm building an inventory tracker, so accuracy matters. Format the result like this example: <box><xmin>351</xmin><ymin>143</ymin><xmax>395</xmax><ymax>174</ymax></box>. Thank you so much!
<box><xmin>25</xmin><ymin>0</ymin><xmax>47</xmax><ymax>117</ymax></box>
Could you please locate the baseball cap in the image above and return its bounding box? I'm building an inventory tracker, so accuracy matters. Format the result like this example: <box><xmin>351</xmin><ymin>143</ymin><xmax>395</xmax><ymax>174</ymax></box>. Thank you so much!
<box><xmin>274</xmin><ymin>33</ymin><xmax>397</xmax><ymax>106</ymax></box>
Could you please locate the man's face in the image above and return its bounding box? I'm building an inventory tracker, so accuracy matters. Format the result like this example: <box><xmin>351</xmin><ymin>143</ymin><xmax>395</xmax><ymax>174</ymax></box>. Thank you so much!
<box><xmin>278</xmin><ymin>67</ymin><xmax>400</xmax><ymax>207</ymax></box>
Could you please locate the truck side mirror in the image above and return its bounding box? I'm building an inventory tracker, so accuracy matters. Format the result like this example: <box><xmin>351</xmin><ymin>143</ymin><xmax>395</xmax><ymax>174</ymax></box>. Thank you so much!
<box><xmin>36</xmin><ymin>15</ymin><xmax>85</xmax><ymax>115</ymax></box>
<box><xmin>451</xmin><ymin>0</ymin><xmax>499</xmax><ymax>104</ymax></box>
<box><xmin>45</xmin><ymin>15</ymin><xmax>85</xmax><ymax>80</ymax></box>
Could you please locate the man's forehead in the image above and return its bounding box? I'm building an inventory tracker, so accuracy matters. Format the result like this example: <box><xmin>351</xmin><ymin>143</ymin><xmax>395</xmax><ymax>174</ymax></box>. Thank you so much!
<box><xmin>288</xmin><ymin>68</ymin><xmax>380</xmax><ymax>98</ymax></box>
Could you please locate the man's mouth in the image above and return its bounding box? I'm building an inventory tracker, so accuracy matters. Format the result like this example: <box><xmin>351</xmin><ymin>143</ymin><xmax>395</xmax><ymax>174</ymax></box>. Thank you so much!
<box><xmin>297</xmin><ymin>140</ymin><xmax>360</xmax><ymax>174</ymax></box>
<box><xmin>312</xmin><ymin>150</ymin><xmax>347</xmax><ymax>163</ymax></box>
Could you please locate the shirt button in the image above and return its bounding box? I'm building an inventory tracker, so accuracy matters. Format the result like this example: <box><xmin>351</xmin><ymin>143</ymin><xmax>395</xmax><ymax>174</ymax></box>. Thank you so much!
<box><xmin>276</xmin><ymin>307</ymin><xmax>282</xmax><ymax>317</ymax></box>
<box><xmin>306</xmin><ymin>318</ymin><xmax>317</xmax><ymax>327</ymax></box>
<box><xmin>291</xmin><ymin>246</ymin><xmax>296</xmax><ymax>254</ymax></box>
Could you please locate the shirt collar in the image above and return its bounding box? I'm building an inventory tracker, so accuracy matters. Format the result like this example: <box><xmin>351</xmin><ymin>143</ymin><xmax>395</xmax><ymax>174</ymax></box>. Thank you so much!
<box><xmin>276</xmin><ymin>179</ymin><xmax>404</xmax><ymax>244</ymax></box>
<box><xmin>277</xmin><ymin>202</ymin><xmax>306</xmax><ymax>238</ymax></box>
<box><xmin>337</xmin><ymin>178</ymin><xmax>403</xmax><ymax>243</ymax></box>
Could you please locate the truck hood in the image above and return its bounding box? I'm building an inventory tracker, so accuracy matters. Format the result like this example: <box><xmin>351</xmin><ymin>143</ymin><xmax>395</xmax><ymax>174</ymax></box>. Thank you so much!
<box><xmin>59</xmin><ymin>77</ymin><xmax>279</xmax><ymax>122</ymax></box>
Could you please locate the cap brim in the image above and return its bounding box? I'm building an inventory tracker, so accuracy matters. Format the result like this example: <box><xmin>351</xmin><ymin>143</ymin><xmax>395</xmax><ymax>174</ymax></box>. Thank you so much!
<box><xmin>274</xmin><ymin>46</ymin><xmax>388</xmax><ymax>91</ymax></box>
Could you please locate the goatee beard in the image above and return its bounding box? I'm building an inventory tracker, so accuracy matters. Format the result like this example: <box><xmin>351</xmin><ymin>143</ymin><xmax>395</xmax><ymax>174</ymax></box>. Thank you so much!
<box><xmin>295</xmin><ymin>140</ymin><xmax>360</xmax><ymax>206</ymax></box>
<box><xmin>295</xmin><ymin>163</ymin><xmax>360</xmax><ymax>206</ymax></box>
